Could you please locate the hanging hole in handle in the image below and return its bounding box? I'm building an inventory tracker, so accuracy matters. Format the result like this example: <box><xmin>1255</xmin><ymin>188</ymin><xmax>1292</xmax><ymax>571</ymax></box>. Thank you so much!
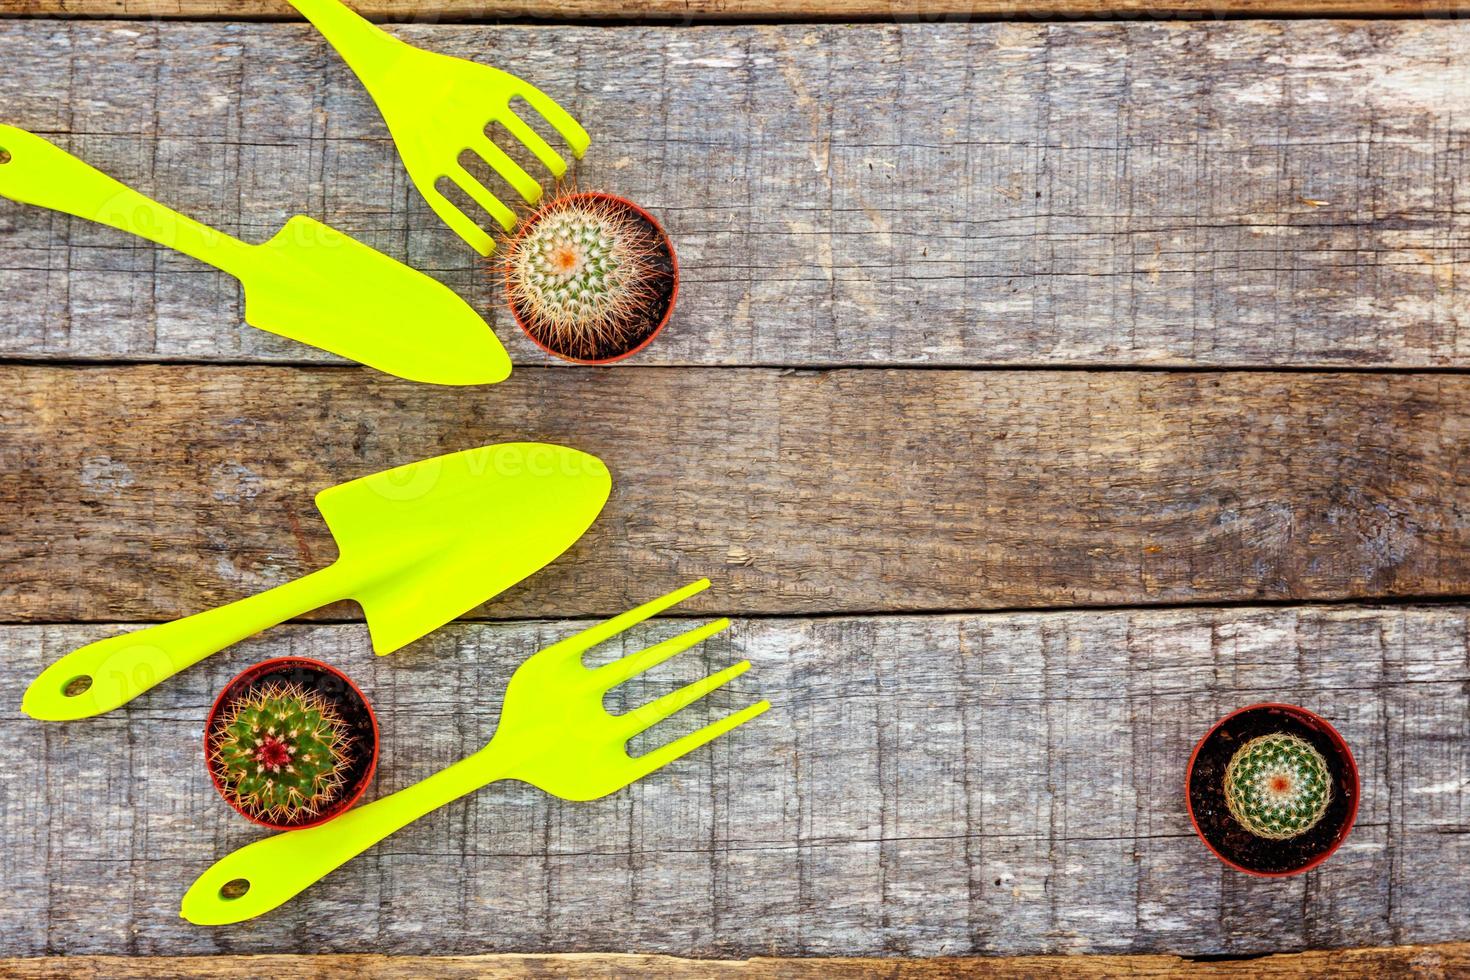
<box><xmin>0</xmin><ymin>148</ymin><xmax>11</xmax><ymax>165</ymax></box>
<box><xmin>219</xmin><ymin>878</ymin><xmax>250</xmax><ymax>900</ymax></box>
<box><xmin>63</xmin><ymin>675</ymin><xmax>92</xmax><ymax>697</ymax></box>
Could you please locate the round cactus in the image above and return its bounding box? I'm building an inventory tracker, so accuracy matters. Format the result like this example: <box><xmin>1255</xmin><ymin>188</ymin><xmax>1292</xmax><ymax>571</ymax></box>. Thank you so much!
<box><xmin>1223</xmin><ymin>733</ymin><xmax>1332</xmax><ymax>839</ymax></box>
<box><xmin>207</xmin><ymin>681</ymin><xmax>352</xmax><ymax>825</ymax></box>
<box><xmin>504</xmin><ymin>192</ymin><xmax>673</xmax><ymax>362</ymax></box>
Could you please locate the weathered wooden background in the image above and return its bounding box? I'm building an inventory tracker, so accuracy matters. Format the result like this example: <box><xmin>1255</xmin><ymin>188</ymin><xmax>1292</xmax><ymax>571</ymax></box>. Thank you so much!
<box><xmin>1</xmin><ymin>8</ymin><xmax>1468</xmax><ymax>976</ymax></box>
<box><xmin>3</xmin><ymin>608</ymin><xmax>1470</xmax><ymax>957</ymax></box>
<box><xmin>3</xmin><ymin>22</ymin><xmax>1470</xmax><ymax>370</ymax></box>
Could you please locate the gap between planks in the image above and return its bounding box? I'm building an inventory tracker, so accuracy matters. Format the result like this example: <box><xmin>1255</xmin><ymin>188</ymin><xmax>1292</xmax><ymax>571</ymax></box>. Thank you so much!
<box><xmin>1</xmin><ymin>943</ymin><xmax>1469</xmax><ymax>977</ymax></box>
<box><xmin>17</xmin><ymin>356</ymin><xmax>1470</xmax><ymax>377</ymax></box>
<box><xmin>9</xmin><ymin>595</ymin><xmax>1470</xmax><ymax>629</ymax></box>
<box><xmin>4</xmin><ymin>0</ymin><xmax>1470</xmax><ymax>22</ymax></box>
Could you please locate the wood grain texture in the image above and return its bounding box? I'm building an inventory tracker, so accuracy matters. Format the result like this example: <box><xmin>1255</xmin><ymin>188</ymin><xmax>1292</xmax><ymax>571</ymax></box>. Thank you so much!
<box><xmin>3</xmin><ymin>365</ymin><xmax>1470</xmax><ymax>622</ymax></box>
<box><xmin>5</xmin><ymin>943</ymin><xmax>1470</xmax><ymax>977</ymax></box>
<box><xmin>1</xmin><ymin>20</ymin><xmax>1469</xmax><ymax>369</ymax></box>
<box><xmin>1</xmin><ymin>605</ymin><xmax>1467</xmax><ymax>956</ymax></box>
<box><xmin>5</xmin><ymin>0</ymin><xmax>1470</xmax><ymax>21</ymax></box>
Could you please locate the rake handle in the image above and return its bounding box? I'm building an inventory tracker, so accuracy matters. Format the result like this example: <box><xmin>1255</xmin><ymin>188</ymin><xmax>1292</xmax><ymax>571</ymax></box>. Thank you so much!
<box><xmin>287</xmin><ymin>0</ymin><xmax>406</xmax><ymax>86</ymax></box>
<box><xmin>180</xmin><ymin>746</ymin><xmax>510</xmax><ymax>925</ymax></box>
<box><xmin>0</xmin><ymin>125</ymin><xmax>253</xmax><ymax>275</ymax></box>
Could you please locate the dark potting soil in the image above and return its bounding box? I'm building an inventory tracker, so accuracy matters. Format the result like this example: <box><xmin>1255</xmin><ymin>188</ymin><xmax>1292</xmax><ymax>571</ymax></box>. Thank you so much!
<box><xmin>211</xmin><ymin>658</ymin><xmax>378</xmax><ymax>829</ymax></box>
<box><xmin>617</xmin><ymin>205</ymin><xmax>678</xmax><ymax>358</ymax></box>
<box><xmin>1188</xmin><ymin>705</ymin><xmax>1356</xmax><ymax>874</ymax></box>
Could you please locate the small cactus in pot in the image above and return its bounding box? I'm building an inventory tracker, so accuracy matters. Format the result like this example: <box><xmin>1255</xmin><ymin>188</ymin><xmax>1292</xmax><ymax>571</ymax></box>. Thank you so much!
<box><xmin>1186</xmin><ymin>703</ymin><xmax>1358</xmax><ymax>876</ymax></box>
<box><xmin>502</xmin><ymin>190</ymin><xmax>677</xmax><ymax>364</ymax></box>
<box><xmin>208</xmin><ymin>682</ymin><xmax>351</xmax><ymax>825</ymax></box>
<box><xmin>205</xmin><ymin>657</ymin><xmax>378</xmax><ymax>830</ymax></box>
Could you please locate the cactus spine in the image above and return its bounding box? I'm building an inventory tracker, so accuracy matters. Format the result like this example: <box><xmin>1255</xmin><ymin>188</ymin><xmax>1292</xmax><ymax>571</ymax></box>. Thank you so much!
<box><xmin>1223</xmin><ymin>733</ymin><xmax>1331</xmax><ymax>839</ymax></box>
<box><xmin>505</xmin><ymin>192</ymin><xmax>669</xmax><ymax>361</ymax></box>
<box><xmin>208</xmin><ymin>681</ymin><xmax>352</xmax><ymax>825</ymax></box>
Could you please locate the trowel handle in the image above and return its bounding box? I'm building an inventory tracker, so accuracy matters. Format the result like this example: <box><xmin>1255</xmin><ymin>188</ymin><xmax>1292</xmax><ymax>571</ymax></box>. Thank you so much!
<box><xmin>0</xmin><ymin>124</ymin><xmax>254</xmax><ymax>275</ymax></box>
<box><xmin>21</xmin><ymin>565</ymin><xmax>350</xmax><ymax>721</ymax></box>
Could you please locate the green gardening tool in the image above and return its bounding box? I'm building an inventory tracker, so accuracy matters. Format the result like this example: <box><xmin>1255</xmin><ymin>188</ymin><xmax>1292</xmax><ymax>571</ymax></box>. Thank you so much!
<box><xmin>289</xmin><ymin>0</ymin><xmax>590</xmax><ymax>256</ymax></box>
<box><xmin>181</xmin><ymin>579</ymin><xmax>769</xmax><ymax>925</ymax></box>
<box><xmin>21</xmin><ymin>443</ymin><xmax>610</xmax><ymax>721</ymax></box>
<box><xmin>0</xmin><ymin>125</ymin><xmax>510</xmax><ymax>385</ymax></box>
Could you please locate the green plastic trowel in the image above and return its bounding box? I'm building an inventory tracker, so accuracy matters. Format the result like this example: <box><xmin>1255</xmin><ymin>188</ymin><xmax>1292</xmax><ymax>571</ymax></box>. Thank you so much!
<box><xmin>21</xmin><ymin>443</ymin><xmax>611</xmax><ymax>721</ymax></box>
<box><xmin>0</xmin><ymin>125</ymin><xmax>509</xmax><ymax>385</ymax></box>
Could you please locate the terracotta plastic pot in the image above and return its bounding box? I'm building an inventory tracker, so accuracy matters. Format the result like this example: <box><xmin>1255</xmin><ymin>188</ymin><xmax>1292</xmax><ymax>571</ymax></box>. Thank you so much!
<box><xmin>1186</xmin><ymin>702</ymin><xmax>1358</xmax><ymax>877</ymax></box>
<box><xmin>504</xmin><ymin>191</ymin><xmax>678</xmax><ymax>365</ymax></box>
<box><xmin>204</xmin><ymin>657</ymin><xmax>378</xmax><ymax>831</ymax></box>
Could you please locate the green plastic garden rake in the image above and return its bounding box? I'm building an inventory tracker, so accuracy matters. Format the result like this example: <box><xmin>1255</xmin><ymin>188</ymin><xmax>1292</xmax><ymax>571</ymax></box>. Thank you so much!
<box><xmin>180</xmin><ymin>579</ymin><xmax>769</xmax><ymax>925</ymax></box>
<box><xmin>290</xmin><ymin>0</ymin><xmax>591</xmax><ymax>256</ymax></box>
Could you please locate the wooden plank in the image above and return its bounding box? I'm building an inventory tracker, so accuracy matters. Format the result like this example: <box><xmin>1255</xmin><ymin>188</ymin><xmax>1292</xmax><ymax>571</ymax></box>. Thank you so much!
<box><xmin>4</xmin><ymin>1</ymin><xmax>1470</xmax><ymax>21</ymax></box>
<box><xmin>5</xmin><ymin>943</ymin><xmax>1470</xmax><ymax>978</ymax></box>
<box><xmin>1</xmin><ymin>20</ymin><xmax>1468</xmax><ymax>369</ymax></box>
<box><xmin>3</xmin><ymin>365</ymin><xmax>1470</xmax><ymax>622</ymax></box>
<box><xmin>0</xmin><ymin>605</ymin><xmax>1466</xmax><ymax>956</ymax></box>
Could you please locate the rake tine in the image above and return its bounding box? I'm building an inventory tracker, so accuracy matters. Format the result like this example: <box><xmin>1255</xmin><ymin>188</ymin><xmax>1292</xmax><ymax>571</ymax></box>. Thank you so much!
<box><xmin>595</xmin><ymin>618</ymin><xmax>732</xmax><ymax>690</ymax></box>
<box><xmin>421</xmin><ymin>184</ymin><xmax>495</xmax><ymax>257</ymax></box>
<box><xmin>446</xmin><ymin>163</ymin><xmax>517</xmax><ymax>232</ymax></box>
<box><xmin>616</xmin><ymin>660</ymin><xmax>751</xmax><ymax>738</ymax></box>
<box><xmin>497</xmin><ymin>107</ymin><xmax>568</xmax><ymax>178</ymax></box>
<box><xmin>471</xmin><ymin>135</ymin><xmax>543</xmax><ymax>206</ymax></box>
<box><xmin>546</xmin><ymin>579</ymin><xmax>712</xmax><ymax>664</ymax></box>
<box><xmin>628</xmin><ymin>700</ymin><xmax>771</xmax><ymax>778</ymax></box>
<box><xmin>512</xmin><ymin>84</ymin><xmax>592</xmax><ymax>159</ymax></box>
